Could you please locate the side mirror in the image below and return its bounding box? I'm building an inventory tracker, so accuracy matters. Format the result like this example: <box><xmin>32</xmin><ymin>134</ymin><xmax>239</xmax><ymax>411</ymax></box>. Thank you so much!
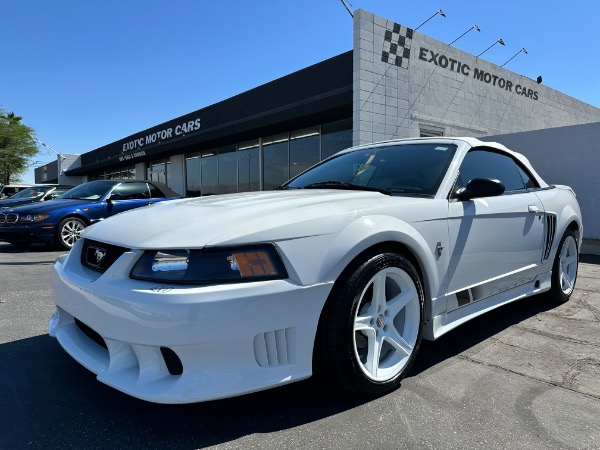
<box><xmin>456</xmin><ymin>178</ymin><xmax>505</xmax><ymax>201</ymax></box>
<box><xmin>107</xmin><ymin>193</ymin><xmax>123</xmax><ymax>203</ymax></box>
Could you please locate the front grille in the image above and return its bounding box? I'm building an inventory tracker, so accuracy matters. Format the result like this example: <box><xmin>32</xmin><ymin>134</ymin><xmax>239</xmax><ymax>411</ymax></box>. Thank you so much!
<box><xmin>0</xmin><ymin>214</ymin><xmax>4</xmax><ymax>223</ymax></box>
<box><xmin>80</xmin><ymin>238</ymin><xmax>129</xmax><ymax>274</ymax></box>
<box><xmin>75</xmin><ymin>318</ymin><xmax>107</xmax><ymax>349</ymax></box>
<box><xmin>6</xmin><ymin>214</ymin><xmax>18</xmax><ymax>223</ymax></box>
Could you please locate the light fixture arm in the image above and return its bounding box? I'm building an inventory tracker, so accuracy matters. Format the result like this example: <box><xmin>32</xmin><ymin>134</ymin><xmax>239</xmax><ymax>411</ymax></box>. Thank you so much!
<box><xmin>477</xmin><ymin>38</ymin><xmax>505</xmax><ymax>57</ymax></box>
<box><xmin>415</xmin><ymin>9</ymin><xmax>446</xmax><ymax>31</ymax></box>
<box><xmin>339</xmin><ymin>0</ymin><xmax>353</xmax><ymax>18</ymax></box>
<box><xmin>449</xmin><ymin>25</ymin><xmax>480</xmax><ymax>46</ymax></box>
<box><xmin>501</xmin><ymin>47</ymin><xmax>528</xmax><ymax>67</ymax></box>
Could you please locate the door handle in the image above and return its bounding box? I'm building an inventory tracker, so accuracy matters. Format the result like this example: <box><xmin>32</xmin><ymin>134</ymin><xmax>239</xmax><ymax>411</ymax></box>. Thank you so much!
<box><xmin>528</xmin><ymin>205</ymin><xmax>540</xmax><ymax>213</ymax></box>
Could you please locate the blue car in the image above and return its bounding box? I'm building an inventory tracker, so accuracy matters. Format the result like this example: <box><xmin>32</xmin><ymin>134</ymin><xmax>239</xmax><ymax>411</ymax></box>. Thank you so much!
<box><xmin>0</xmin><ymin>184</ymin><xmax>74</xmax><ymax>209</ymax></box>
<box><xmin>0</xmin><ymin>180</ymin><xmax>180</xmax><ymax>249</ymax></box>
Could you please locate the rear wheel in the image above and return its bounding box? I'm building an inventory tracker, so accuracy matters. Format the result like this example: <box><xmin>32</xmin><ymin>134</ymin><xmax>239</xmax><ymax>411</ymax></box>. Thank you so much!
<box><xmin>547</xmin><ymin>229</ymin><xmax>578</xmax><ymax>303</ymax></box>
<box><xmin>56</xmin><ymin>217</ymin><xmax>86</xmax><ymax>250</ymax></box>
<box><xmin>315</xmin><ymin>252</ymin><xmax>424</xmax><ymax>395</ymax></box>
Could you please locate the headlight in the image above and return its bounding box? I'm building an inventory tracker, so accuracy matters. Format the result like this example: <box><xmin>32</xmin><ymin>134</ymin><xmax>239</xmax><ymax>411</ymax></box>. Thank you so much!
<box><xmin>130</xmin><ymin>245</ymin><xmax>287</xmax><ymax>285</ymax></box>
<box><xmin>18</xmin><ymin>213</ymin><xmax>50</xmax><ymax>222</ymax></box>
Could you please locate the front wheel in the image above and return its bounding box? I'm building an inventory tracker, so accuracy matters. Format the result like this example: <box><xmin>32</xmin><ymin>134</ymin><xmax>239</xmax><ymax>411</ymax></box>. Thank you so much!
<box><xmin>56</xmin><ymin>217</ymin><xmax>86</xmax><ymax>250</ymax></box>
<box><xmin>547</xmin><ymin>229</ymin><xmax>579</xmax><ymax>303</ymax></box>
<box><xmin>315</xmin><ymin>252</ymin><xmax>424</xmax><ymax>396</ymax></box>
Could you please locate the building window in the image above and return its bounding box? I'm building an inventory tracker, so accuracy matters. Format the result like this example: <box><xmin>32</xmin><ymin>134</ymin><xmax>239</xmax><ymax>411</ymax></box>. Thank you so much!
<box><xmin>322</xmin><ymin>118</ymin><xmax>353</xmax><ymax>159</ymax></box>
<box><xmin>218</xmin><ymin>144</ymin><xmax>237</xmax><ymax>194</ymax></box>
<box><xmin>290</xmin><ymin>126</ymin><xmax>320</xmax><ymax>178</ymax></box>
<box><xmin>183</xmin><ymin>117</ymin><xmax>353</xmax><ymax>196</ymax></box>
<box><xmin>419</xmin><ymin>124</ymin><xmax>444</xmax><ymax>137</ymax></box>
<box><xmin>185</xmin><ymin>153</ymin><xmax>202</xmax><ymax>197</ymax></box>
<box><xmin>147</xmin><ymin>159</ymin><xmax>169</xmax><ymax>185</ymax></box>
<box><xmin>201</xmin><ymin>150</ymin><xmax>218</xmax><ymax>196</ymax></box>
<box><xmin>263</xmin><ymin>133</ymin><xmax>289</xmax><ymax>190</ymax></box>
<box><xmin>238</xmin><ymin>139</ymin><xmax>260</xmax><ymax>193</ymax></box>
<box><xmin>90</xmin><ymin>166</ymin><xmax>135</xmax><ymax>181</ymax></box>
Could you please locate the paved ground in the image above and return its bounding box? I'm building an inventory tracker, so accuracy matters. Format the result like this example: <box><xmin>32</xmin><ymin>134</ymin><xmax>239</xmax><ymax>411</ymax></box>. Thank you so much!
<box><xmin>0</xmin><ymin>242</ymin><xmax>599</xmax><ymax>450</ymax></box>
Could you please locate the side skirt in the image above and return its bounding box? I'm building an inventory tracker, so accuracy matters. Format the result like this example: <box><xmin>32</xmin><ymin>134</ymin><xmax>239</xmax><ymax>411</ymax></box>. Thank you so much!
<box><xmin>423</xmin><ymin>270</ymin><xmax>552</xmax><ymax>340</ymax></box>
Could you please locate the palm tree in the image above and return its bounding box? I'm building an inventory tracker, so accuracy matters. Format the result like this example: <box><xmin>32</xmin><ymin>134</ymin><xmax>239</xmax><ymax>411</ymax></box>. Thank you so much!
<box><xmin>1</xmin><ymin>111</ymin><xmax>23</xmax><ymax>125</ymax></box>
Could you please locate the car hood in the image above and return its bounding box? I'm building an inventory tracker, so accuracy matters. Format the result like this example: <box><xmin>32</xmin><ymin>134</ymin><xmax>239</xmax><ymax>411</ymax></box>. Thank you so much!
<box><xmin>4</xmin><ymin>198</ymin><xmax>97</xmax><ymax>214</ymax></box>
<box><xmin>84</xmin><ymin>190</ymin><xmax>431</xmax><ymax>249</ymax></box>
<box><xmin>0</xmin><ymin>198</ymin><xmax>39</xmax><ymax>209</ymax></box>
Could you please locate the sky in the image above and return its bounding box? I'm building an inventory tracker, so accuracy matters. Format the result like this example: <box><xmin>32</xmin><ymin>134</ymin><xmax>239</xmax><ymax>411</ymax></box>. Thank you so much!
<box><xmin>3</xmin><ymin>0</ymin><xmax>600</xmax><ymax>184</ymax></box>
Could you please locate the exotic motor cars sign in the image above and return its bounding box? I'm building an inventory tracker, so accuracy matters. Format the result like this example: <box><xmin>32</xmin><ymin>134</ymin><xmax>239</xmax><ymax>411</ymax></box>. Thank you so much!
<box><xmin>418</xmin><ymin>47</ymin><xmax>539</xmax><ymax>101</ymax></box>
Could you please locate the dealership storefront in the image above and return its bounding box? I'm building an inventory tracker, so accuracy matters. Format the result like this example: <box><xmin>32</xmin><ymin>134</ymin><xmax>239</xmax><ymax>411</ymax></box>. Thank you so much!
<box><xmin>38</xmin><ymin>9</ymin><xmax>600</xmax><ymax>199</ymax></box>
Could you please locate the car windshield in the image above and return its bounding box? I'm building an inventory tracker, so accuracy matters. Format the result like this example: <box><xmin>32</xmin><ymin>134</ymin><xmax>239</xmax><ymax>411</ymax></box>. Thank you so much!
<box><xmin>7</xmin><ymin>187</ymin><xmax>46</xmax><ymax>199</ymax></box>
<box><xmin>60</xmin><ymin>181</ymin><xmax>117</xmax><ymax>200</ymax></box>
<box><xmin>284</xmin><ymin>143</ymin><xmax>458</xmax><ymax>196</ymax></box>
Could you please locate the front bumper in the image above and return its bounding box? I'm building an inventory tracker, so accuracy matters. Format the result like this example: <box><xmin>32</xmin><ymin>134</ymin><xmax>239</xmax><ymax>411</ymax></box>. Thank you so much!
<box><xmin>0</xmin><ymin>222</ymin><xmax>55</xmax><ymax>244</ymax></box>
<box><xmin>49</xmin><ymin>240</ymin><xmax>333</xmax><ymax>404</ymax></box>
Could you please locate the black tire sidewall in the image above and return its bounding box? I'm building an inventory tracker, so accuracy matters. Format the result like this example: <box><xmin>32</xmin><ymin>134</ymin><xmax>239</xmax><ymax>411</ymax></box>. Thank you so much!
<box><xmin>319</xmin><ymin>252</ymin><xmax>424</xmax><ymax>395</ymax></box>
<box><xmin>549</xmin><ymin>229</ymin><xmax>578</xmax><ymax>303</ymax></box>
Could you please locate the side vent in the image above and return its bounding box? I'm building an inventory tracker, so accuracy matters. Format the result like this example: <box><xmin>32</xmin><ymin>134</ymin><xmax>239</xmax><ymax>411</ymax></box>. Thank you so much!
<box><xmin>253</xmin><ymin>327</ymin><xmax>296</xmax><ymax>368</ymax></box>
<box><xmin>543</xmin><ymin>214</ymin><xmax>557</xmax><ymax>262</ymax></box>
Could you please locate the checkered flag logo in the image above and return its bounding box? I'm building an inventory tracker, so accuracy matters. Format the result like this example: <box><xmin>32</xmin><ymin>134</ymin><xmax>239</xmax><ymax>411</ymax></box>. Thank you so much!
<box><xmin>381</xmin><ymin>23</ymin><xmax>413</xmax><ymax>69</ymax></box>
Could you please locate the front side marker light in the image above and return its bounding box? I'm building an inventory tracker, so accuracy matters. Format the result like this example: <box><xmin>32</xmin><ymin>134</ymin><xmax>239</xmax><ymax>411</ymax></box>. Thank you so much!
<box><xmin>229</xmin><ymin>250</ymin><xmax>277</xmax><ymax>277</ymax></box>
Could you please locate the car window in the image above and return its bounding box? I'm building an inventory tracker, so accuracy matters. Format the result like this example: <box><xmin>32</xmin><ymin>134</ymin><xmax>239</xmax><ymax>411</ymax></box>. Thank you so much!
<box><xmin>7</xmin><ymin>187</ymin><xmax>44</xmax><ymax>199</ymax></box>
<box><xmin>111</xmin><ymin>182</ymin><xmax>151</xmax><ymax>200</ymax></box>
<box><xmin>286</xmin><ymin>143</ymin><xmax>457</xmax><ymax>196</ymax></box>
<box><xmin>61</xmin><ymin>181</ymin><xmax>116</xmax><ymax>200</ymax></box>
<box><xmin>516</xmin><ymin>164</ymin><xmax>539</xmax><ymax>189</ymax></box>
<box><xmin>148</xmin><ymin>183</ymin><xmax>166</xmax><ymax>198</ymax></box>
<box><xmin>50</xmin><ymin>187</ymin><xmax>72</xmax><ymax>197</ymax></box>
<box><xmin>453</xmin><ymin>149</ymin><xmax>527</xmax><ymax>195</ymax></box>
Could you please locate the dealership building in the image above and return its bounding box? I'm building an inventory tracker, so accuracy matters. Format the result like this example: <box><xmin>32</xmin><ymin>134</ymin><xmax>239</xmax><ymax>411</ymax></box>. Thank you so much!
<box><xmin>36</xmin><ymin>9</ymin><xmax>600</xmax><ymax>249</ymax></box>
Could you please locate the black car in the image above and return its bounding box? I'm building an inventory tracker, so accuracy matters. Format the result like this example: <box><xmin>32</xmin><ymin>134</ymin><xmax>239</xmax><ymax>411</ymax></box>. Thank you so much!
<box><xmin>0</xmin><ymin>185</ymin><xmax>74</xmax><ymax>209</ymax></box>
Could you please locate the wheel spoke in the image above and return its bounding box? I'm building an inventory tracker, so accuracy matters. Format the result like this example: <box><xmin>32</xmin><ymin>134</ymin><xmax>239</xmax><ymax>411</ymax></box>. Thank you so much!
<box><xmin>371</xmin><ymin>273</ymin><xmax>387</xmax><ymax>312</ymax></box>
<box><xmin>355</xmin><ymin>314</ymin><xmax>374</xmax><ymax>333</ymax></box>
<box><xmin>366</xmin><ymin>333</ymin><xmax>383</xmax><ymax>377</ymax></box>
<box><xmin>561</xmin><ymin>272</ymin><xmax>573</xmax><ymax>291</ymax></box>
<box><xmin>384</xmin><ymin>326</ymin><xmax>413</xmax><ymax>357</ymax></box>
<box><xmin>562</xmin><ymin>254</ymin><xmax>577</xmax><ymax>267</ymax></box>
<box><xmin>386</xmin><ymin>288</ymin><xmax>413</xmax><ymax>319</ymax></box>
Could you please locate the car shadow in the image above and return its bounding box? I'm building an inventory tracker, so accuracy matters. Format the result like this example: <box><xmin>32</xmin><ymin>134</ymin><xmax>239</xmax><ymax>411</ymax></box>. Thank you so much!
<box><xmin>408</xmin><ymin>293</ymin><xmax>557</xmax><ymax>376</ymax></box>
<box><xmin>0</xmin><ymin>242</ymin><xmax>59</xmax><ymax>253</ymax></box>
<box><xmin>0</xmin><ymin>293</ymin><xmax>558</xmax><ymax>450</ymax></box>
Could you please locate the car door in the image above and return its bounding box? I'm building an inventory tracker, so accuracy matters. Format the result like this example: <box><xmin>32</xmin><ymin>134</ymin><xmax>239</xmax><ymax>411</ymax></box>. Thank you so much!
<box><xmin>445</xmin><ymin>148</ymin><xmax>545</xmax><ymax>308</ymax></box>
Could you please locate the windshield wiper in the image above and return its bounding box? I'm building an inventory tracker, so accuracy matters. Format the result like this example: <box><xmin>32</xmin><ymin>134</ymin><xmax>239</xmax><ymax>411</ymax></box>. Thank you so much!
<box><xmin>303</xmin><ymin>181</ymin><xmax>391</xmax><ymax>195</ymax></box>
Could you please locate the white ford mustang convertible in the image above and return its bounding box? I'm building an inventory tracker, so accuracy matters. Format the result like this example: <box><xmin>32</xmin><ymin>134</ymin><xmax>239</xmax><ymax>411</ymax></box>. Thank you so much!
<box><xmin>49</xmin><ymin>137</ymin><xmax>581</xmax><ymax>403</ymax></box>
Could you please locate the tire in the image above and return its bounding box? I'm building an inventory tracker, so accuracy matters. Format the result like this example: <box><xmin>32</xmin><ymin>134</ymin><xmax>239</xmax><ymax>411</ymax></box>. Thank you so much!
<box><xmin>547</xmin><ymin>228</ymin><xmax>579</xmax><ymax>303</ymax></box>
<box><xmin>56</xmin><ymin>217</ymin><xmax>86</xmax><ymax>250</ymax></box>
<box><xmin>315</xmin><ymin>251</ymin><xmax>424</xmax><ymax>396</ymax></box>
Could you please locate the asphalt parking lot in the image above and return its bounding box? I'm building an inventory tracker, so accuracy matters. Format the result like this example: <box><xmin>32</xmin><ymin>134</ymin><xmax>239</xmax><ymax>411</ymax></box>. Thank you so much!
<box><xmin>1</xmin><ymin>242</ymin><xmax>599</xmax><ymax>450</ymax></box>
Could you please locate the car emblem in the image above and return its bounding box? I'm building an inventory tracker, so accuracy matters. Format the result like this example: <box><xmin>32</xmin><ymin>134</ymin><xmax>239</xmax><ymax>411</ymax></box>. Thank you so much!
<box><xmin>87</xmin><ymin>246</ymin><xmax>107</xmax><ymax>267</ymax></box>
